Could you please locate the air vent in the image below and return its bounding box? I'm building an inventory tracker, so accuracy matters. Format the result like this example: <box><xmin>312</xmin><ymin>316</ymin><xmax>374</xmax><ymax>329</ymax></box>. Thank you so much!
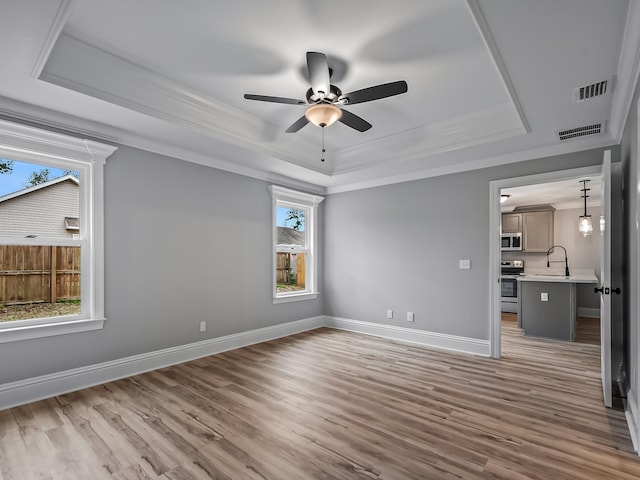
<box><xmin>574</xmin><ymin>78</ymin><xmax>611</xmax><ymax>102</ymax></box>
<box><xmin>557</xmin><ymin>122</ymin><xmax>605</xmax><ymax>141</ymax></box>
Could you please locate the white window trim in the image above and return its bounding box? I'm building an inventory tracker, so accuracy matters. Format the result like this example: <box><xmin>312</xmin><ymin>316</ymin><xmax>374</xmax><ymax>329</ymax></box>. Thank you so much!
<box><xmin>0</xmin><ymin>119</ymin><xmax>117</xmax><ymax>343</ymax></box>
<box><xmin>269</xmin><ymin>185</ymin><xmax>324</xmax><ymax>304</ymax></box>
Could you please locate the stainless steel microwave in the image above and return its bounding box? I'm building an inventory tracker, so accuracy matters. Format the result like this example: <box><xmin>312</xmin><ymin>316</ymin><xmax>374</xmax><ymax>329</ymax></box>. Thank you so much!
<box><xmin>501</xmin><ymin>232</ymin><xmax>522</xmax><ymax>251</ymax></box>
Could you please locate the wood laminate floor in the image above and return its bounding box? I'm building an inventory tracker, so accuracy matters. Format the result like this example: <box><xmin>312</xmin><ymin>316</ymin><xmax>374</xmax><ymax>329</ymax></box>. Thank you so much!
<box><xmin>1</xmin><ymin>321</ymin><xmax>638</xmax><ymax>479</ymax></box>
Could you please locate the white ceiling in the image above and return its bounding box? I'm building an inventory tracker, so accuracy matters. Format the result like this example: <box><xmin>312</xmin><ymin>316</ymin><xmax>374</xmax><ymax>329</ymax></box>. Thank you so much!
<box><xmin>501</xmin><ymin>176</ymin><xmax>602</xmax><ymax>212</ymax></box>
<box><xmin>0</xmin><ymin>0</ymin><xmax>637</xmax><ymax>194</ymax></box>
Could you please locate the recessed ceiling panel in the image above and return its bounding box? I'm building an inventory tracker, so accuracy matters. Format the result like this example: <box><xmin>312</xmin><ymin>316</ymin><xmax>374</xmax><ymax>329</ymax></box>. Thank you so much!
<box><xmin>39</xmin><ymin>0</ymin><xmax>525</xmax><ymax>176</ymax></box>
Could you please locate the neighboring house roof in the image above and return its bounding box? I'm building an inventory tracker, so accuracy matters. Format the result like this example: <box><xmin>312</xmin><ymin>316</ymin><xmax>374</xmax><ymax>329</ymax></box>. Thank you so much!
<box><xmin>277</xmin><ymin>226</ymin><xmax>304</xmax><ymax>248</ymax></box>
<box><xmin>0</xmin><ymin>174</ymin><xmax>79</xmax><ymax>204</ymax></box>
<box><xmin>0</xmin><ymin>175</ymin><xmax>80</xmax><ymax>238</ymax></box>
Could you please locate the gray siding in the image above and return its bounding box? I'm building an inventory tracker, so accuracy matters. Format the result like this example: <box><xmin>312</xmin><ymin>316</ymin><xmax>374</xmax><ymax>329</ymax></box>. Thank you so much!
<box><xmin>0</xmin><ymin>180</ymin><xmax>79</xmax><ymax>238</ymax></box>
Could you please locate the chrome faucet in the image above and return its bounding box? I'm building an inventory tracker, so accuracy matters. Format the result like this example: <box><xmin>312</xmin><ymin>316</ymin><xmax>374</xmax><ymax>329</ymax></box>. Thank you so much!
<box><xmin>546</xmin><ymin>245</ymin><xmax>570</xmax><ymax>277</ymax></box>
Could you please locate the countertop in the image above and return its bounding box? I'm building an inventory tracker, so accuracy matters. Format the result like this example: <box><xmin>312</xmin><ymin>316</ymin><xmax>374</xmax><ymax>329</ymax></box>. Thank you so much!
<box><xmin>516</xmin><ymin>268</ymin><xmax>598</xmax><ymax>284</ymax></box>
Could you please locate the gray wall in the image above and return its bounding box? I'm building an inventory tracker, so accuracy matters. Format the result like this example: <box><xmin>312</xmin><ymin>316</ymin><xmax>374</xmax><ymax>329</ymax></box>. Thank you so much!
<box><xmin>323</xmin><ymin>146</ymin><xmax>617</xmax><ymax>340</ymax></box>
<box><xmin>0</xmin><ymin>145</ymin><xmax>323</xmax><ymax>384</ymax></box>
<box><xmin>621</xmin><ymin>77</ymin><xmax>639</xmax><ymax>405</ymax></box>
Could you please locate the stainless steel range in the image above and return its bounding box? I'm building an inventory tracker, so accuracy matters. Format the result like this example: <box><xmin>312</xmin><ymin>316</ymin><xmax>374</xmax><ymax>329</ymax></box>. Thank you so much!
<box><xmin>501</xmin><ymin>260</ymin><xmax>524</xmax><ymax>313</ymax></box>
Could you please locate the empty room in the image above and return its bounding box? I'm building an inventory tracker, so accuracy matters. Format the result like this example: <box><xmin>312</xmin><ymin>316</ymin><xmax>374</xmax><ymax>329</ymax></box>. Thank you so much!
<box><xmin>1</xmin><ymin>1</ymin><xmax>640</xmax><ymax>479</ymax></box>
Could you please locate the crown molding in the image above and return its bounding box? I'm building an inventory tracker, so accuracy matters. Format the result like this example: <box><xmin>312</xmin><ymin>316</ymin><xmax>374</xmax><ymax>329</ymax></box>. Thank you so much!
<box><xmin>466</xmin><ymin>0</ymin><xmax>530</xmax><ymax>134</ymax></box>
<box><xmin>333</xmin><ymin>103</ymin><xmax>525</xmax><ymax>174</ymax></box>
<box><xmin>30</xmin><ymin>0</ymin><xmax>73</xmax><ymax>79</ymax></box>
<box><xmin>325</xmin><ymin>134</ymin><xmax>616</xmax><ymax>194</ymax></box>
<box><xmin>609</xmin><ymin>0</ymin><xmax>640</xmax><ymax>142</ymax></box>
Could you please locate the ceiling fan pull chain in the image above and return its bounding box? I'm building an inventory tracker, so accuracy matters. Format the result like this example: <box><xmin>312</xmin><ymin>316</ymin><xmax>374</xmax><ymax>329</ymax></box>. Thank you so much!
<box><xmin>321</xmin><ymin>126</ymin><xmax>326</xmax><ymax>162</ymax></box>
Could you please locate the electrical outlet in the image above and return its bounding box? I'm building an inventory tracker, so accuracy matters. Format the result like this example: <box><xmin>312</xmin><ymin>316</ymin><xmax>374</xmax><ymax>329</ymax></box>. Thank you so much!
<box><xmin>407</xmin><ymin>312</ymin><xmax>414</xmax><ymax>322</ymax></box>
<box><xmin>459</xmin><ymin>259</ymin><xmax>471</xmax><ymax>270</ymax></box>
<box><xmin>199</xmin><ymin>321</ymin><xmax>206</xmax><ymax>332</ymax></box>
<box><xmin>541</xmin><ymin>292</ymin><xmax>548</xmax><ymax>302</ymax></box>
<box><xmin>386</xmin><ymin>309</ymin><xmax>393</xmax><ymax>319</ymax></box>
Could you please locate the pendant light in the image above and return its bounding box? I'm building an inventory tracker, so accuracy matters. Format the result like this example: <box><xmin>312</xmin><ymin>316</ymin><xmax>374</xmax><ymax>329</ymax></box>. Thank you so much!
<box><xmin>578</xmin><ymin>179</ymin><xmax>593</xmax><ymax>237</ymax></box>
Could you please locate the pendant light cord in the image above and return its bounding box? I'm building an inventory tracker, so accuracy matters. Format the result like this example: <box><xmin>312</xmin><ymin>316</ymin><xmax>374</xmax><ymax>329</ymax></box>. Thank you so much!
<box><xmin>581</xmin><ymin>179</ymin><xmax>589</xmax><ymax>216</ymax></box>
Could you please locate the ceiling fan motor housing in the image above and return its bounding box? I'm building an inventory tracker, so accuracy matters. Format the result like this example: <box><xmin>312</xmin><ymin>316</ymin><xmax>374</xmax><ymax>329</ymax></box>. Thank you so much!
<box><xmin>306</xmin><ymin>85</ymin><xmax>342</xmax><ymax>104</ymax></box>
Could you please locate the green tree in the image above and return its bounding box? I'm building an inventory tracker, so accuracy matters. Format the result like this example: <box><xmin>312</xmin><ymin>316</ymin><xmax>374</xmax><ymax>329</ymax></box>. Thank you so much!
<box><xmin>285</xmin><ymin>209</ymin><xmax>305</xmax><ymax>231</ymax></box>
<box><xmin>60</xmin><ymin>169</ymin><xmax>79</xmax><ymax>179</ymax></box>
<box><xmin>23</xmin><ymin>168</ymin><xmax>79</xmax><ymax>188</ymax></box>
<box><xmin>24</xmin><ymin>168</ymin><xmax>51</xmax><ymax>187</ymax></box>
<box><xmin>0</xmin><ymin>158</ymin><xmax>12</xmax><ymax>175</ymax></box>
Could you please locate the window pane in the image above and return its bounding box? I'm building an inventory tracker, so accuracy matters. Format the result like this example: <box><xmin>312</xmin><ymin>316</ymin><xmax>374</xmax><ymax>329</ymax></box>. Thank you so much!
<box><xmin>276</xmin><ymin>251</ymin><xmax>306</xmax><ymax>292</ymax></box>
<box><xmin>276</xmin><ymin>205</ymin><xmax>306</xmax><ymax>249</ymax></box>
<box><xmin>0</xmin><ymin>158</ymin><xmax>82</xmax><ymax>323</ymax></box>
<box><xmin>0</xmin><ymin>244</ymin><xmax>81</xmax><ymax>322</ymax></box>
<box><xmin>0</xmin><ymin>159</ymin><xmax>80</xmax><ymax>239</ymax></box>
<box><xmin>275</xmin><ymin>205</ymin><xmax>307</xmax><ymax>293</ymax></box>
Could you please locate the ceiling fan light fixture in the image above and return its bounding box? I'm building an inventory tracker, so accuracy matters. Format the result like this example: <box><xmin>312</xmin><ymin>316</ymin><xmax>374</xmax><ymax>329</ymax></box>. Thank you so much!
<box><xmin>305</xmin><ymin>103</ymin><xmax>342</xmax><ymax>128</ymax></box>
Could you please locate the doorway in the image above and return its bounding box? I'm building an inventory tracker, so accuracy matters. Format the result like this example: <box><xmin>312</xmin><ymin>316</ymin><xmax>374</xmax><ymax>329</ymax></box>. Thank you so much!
<box><xmin>489</xmin><ymin>163</ymin><xmax>603</xmax><ymax>359</ymax></box>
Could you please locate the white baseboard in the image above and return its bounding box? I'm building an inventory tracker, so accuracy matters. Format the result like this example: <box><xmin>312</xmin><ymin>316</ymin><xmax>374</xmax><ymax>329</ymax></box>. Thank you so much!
<box><xmin>627</xmin><ymin>390</ymin><xmax>639</xmax><ymax>454</ymax></box>
<box><xmin>0</xmin><ymin>316</ymin><xmax>324</xmax><ymax>411</ymax></box>
<box><xmin>578</xmin><ymin>307</ymin><xmax>600</xmax><ymax>318</ymax></box>
<box><xmin>324</xmin><ymin>316</ymin><xmax>491</xmax><ymax>357</ymax></box>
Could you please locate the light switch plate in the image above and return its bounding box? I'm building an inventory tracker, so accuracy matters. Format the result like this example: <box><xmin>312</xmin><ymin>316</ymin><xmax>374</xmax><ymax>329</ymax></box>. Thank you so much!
<box><xmin>541</xmin><ymin>292</ymin><xmax>548</xmax><ymax>302</ymax></box>
<box><xmin>459</xmin><ymin>259</ymin><xmax>471</xmax><ymax>269</ymax></box>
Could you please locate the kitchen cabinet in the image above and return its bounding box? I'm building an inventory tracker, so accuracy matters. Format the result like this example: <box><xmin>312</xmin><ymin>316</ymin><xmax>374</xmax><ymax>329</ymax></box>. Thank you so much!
<box><xmin>501</xmin><ymin>213</ymin><xmax>522</xmax><ymax>233</ymax></box>
<box><xmin>517</xmin><ymin>272</ymin><xmax>597</xmax><ymax>340</ymax></box>
<box><xmin>522</xmin><ymin>210</ymin><xmax>553</xmax><ymax>252</ymax></box>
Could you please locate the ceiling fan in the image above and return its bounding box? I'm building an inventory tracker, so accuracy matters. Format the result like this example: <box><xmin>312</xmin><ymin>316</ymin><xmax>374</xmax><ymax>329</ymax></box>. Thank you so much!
<box><xmin>244</xmin><ymin>52</ymin><xmax>408</xmax><ymax>133</ymax></box>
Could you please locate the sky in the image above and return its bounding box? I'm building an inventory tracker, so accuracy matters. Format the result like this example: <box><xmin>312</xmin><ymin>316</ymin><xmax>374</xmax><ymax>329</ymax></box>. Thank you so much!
<box><xmin>276</xmin><ymin>205</ymin><xmax>305</xmax><ymax>230</ymax></box>
<box><xmin>0</xmin><ymin>159</ymin><xmax>76</xmax><ymax>197</ymax></box>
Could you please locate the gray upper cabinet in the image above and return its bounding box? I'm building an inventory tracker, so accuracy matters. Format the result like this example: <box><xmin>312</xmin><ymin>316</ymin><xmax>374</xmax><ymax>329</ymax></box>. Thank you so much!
<box><xmin>501</xmin><ymin>213</ymin><xmax>522</xmax><ymax>233</ymax></box>
<box><xmin>522</xmin><ymin>210</ymin><xmax>554</xmax><ymax>252</ymax></box>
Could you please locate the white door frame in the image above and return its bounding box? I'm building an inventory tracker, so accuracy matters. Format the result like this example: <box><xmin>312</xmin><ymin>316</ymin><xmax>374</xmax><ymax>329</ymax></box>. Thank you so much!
<box><xmin>489</xmin><ymin>164</ymin><xmax>604</xmax><ymax>359</ymax></box>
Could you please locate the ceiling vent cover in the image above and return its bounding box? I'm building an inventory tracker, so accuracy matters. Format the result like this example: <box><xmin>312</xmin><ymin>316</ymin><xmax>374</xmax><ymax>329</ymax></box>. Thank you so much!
<box><xmin>557</xmin><ymin>122</ymin><xmax>605</xmax><ymax>141</ymax></box>
<box><xmin>574</xmin><ymin>78</ymin><xmax>611</xmax><ymax>102</ymax></box>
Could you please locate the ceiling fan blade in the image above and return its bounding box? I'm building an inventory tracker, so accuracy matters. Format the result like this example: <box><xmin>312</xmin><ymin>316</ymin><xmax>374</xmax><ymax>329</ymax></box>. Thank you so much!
<box><xmin>285</xmin><ymin>115</ymin><xmax>310</xmax><ymax>133</ymax></box>
<box><xmin>341</xmin><ymin>80</ymin><xmax>408</xmax><ymax>105</ymax></box>
<box><xmin>306</xmin><ymin>52</ymin><xmax>330</xmax><ymax>97</ymax></box>
<box><xmin>244</xmin><ymin>94</ymin><xmax>306</xmax><ymax>105</ymax></box>
<box><xmin>339</xmin><ymin>108</ymin><xmax>372</xmax><ymax>132</ymax></box>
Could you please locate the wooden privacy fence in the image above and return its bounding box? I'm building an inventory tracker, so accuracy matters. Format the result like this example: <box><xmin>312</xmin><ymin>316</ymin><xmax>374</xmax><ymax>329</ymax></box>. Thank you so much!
<box><xmin>0</xmin><ymin>245</ymin><xmax>80</xmax><ymax>305</ymax></box>
<box><xmin>276</xmin><ymin>252</ymin><xmax>306</xmax><ymax>287</ymax></box>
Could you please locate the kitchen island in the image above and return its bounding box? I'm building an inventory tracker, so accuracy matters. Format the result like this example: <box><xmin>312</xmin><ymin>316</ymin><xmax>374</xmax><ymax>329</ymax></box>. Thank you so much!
<box><xmin>517</xmin><ymin>270</ymin><xmax>598</xmax><ymax>341</ymax></box>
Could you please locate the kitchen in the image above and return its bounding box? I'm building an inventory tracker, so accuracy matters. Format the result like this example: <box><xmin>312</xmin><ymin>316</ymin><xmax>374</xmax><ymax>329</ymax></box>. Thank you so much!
<box><xmin>500</xmin><ymin>176</ymin><xmax>602</xmax><ymax>341</ymax></box>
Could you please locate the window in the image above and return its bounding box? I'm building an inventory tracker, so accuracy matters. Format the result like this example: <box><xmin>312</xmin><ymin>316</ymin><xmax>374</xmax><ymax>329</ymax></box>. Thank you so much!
<box><xmin>0</xmin><ymin>119</ymin><xmax>117</xmax><ymax>343</ymax></box>
<box><xmin>269</xmin><ymin>185</ymin><xmax>323</xmax><ymax>303</ymax></box>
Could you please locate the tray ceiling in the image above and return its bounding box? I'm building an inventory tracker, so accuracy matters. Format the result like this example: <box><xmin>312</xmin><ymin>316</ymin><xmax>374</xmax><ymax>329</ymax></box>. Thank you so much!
<box><xmin>0</xmin><ymin>0</ymin><xmax>636</xmax><ymax>193</ymax></box>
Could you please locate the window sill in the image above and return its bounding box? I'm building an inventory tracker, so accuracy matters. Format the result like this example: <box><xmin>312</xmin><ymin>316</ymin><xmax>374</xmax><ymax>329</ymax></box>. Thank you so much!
<box><xmin>0</xmin><ymin>317</ymin><xmax>105</xmax><ymax>344</ymax></box>
<box><xmin>273</xmin><ymin>292</ymin><xmax>319</xmax><ymax>304</ymax></box>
